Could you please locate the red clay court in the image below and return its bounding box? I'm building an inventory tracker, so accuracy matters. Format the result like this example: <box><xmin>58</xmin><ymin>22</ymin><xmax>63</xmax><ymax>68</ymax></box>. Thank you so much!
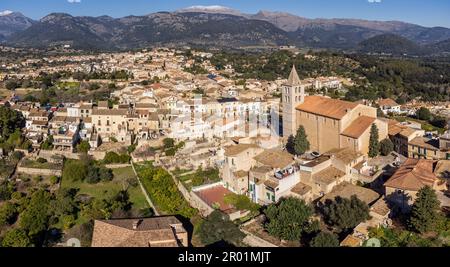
<box><xmin>194</xmin><ymin>185</ymin><xmax>235</xmax><ymax>214</ymax></box>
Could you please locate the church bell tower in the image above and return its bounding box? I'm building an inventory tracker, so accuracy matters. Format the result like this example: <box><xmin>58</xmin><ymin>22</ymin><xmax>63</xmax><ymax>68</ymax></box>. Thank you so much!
<box><xmin>282</xmin><ymin>65</ymin><xmax>305</xmax><ymax>137</ymax></box>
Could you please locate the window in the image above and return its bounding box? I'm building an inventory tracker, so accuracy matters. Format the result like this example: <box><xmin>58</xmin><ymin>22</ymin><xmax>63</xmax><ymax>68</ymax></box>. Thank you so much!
<box><xmin>266</xmin><ymin>193</ymin><xmax>271</xmax><ymax>200</ymax></box>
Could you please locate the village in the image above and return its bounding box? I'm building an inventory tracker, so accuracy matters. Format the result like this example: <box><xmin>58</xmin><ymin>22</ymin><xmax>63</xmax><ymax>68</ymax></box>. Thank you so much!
<box><xmin>0</xmin><ymin>47</ymin><xmax>449</xmax><ymax>248</ymax></box>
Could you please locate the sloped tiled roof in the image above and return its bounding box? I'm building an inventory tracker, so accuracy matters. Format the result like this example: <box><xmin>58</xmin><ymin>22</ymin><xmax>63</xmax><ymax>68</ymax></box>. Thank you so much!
<box><xmin>384</xmin><ymin>159</ymin><xmax>438</xmax><ymax>191</ymax></box>
<box><xmin>223</xmin><ymin>144</ymin><xmax>259</xmax><ymax>157</ymax></box>
<box><xmin>253</xmin><ymin>149</ymin><xmax>294</xmax><ymax>169</ymax></box>
<box><xmin>296</xmin><ymin>96</ymin><xmax>358</xmax><ymax>120</ymax></box>
<box><xmin>341</xmin><ymin>116</ymin><xmax>376</xmax><ymax>139</ymax></box>
<box><xmin>378</xmin><ymin>98</ymin><xmax>399</xmax><ymax>107</ymax></box>
<box><xmin>91</xmin><ymin>216</ymin><xmax>184</xmax><ymax>247</ymax></box>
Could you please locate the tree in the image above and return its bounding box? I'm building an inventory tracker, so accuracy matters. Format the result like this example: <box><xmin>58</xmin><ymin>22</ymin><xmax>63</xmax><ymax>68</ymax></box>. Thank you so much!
<box><xmin>368</xmin><ymin>124</ymin><xmax>380</xmax><ymax>158</ymax></box>
<box><xmin>0</xmin><ymin>181</ymin><xmax>14</xmax><ymax>201</ymax></box>
<box><xmin>103</xmin><ymin>152</ymin><xmax>130</xmax><ymax>164</ymax></box>
<box><xmin>380</xmin><ymin>138</ymin><xmax>394</xmax><ymax>156</ymax></box>
<box><xmin>163</xmin><ymin>138</ymin><xmax>175</xmax><ymax>149</ymax></box>
<box><xmin>85</xmin><ymin>166</ymin><xmax>100</xmax><ymax>184</ymax></box>
<box><xmin>293</xmin><ymin>126</ymin><xmax>310</xmax><ymax>156</ymax></box>
<box><xmin>1</xmin><ymin>229</ymin><xmax>32</xmax><ymax>247</ymax></box>
<box><xmin>310</xmin><ymin>231</ymin><xmax>340</xmax><ymax>247</ymax></box>
<box><xmin>41</xmin><ymin>135</ymin><xmax>54</xmax><ymax>150</ymax></box>
<box><xmin>323</xmin><ymin>195</ymin><xmax>371</xmax><ymax>231</ymax></box>
<box><xmin>409</xmin><ymin>186</ymin><xmax>441</xmax><ymax>234</ymax></box>
<box><xmin>77</xmin><ymin>140</ymin><xmax>91</xmax><ymax>153</ymax></box>
<box><xmin>63</xmin><ymin>159</ymin><xmax>88</xmax><ymax>182</ymax></box>
<box><xmin>198</xmin><ymin>210</ymin><xmax>245</xmax><ymax>246</ymax></box>
<box><xmin>0</xmin><ymin>202</ymin><xmax>17</xmax><ymax>226</ymax></box>
<box><xmin>0</xmin><ymin>106</ymin><xmax>25</xmax><ymax>140</ymax></box>
<box><xmin>19</xmin><ymin>190</ymin><xmax>52</xmax><ymax>237</ymax></box>
<box><xmin>98</xmin><ymin>166</ymin><xmax>113</xmax><ymax>182</ymax></box>
<box><xmin>416</xmin><ymin>107</ymin><xmax>431</xmax><ymax>121</ymax></box>
<box><xmin>264</xmin><ymin>197</ymin><xmax>314</xmax><ymax>241</ymax></box>
<box><xmin>286</xmin><ymin>135</ymin><xmax>295</xmax><ymax>155</ymax></box>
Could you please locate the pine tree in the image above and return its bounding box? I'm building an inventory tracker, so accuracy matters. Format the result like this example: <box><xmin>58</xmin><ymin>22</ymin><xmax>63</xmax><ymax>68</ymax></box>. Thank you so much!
<box><xmin>368</xmin><ymin>123</ymin><xmax>380</xmax><ymax>158</ymax></box>
<box><xmin>294</xmin><ymin>126</ymin><xmax>310</xmax><ymax>156</ymax></box>
<box><xmin>286</xmin><ymin>135</ymin><xmax>295</xmax><ymax>155</ymax></box>
<box><xmin>409</xmin><ymin>186</ymin><xmax>441</xmax><ymax>234</ymax></box>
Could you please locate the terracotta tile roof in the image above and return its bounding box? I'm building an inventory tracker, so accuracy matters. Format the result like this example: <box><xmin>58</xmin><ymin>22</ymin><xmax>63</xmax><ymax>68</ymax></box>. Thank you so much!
<box><xmin>409</xmin><ymin>137</ymin><xmax>440</xmax><ymax>151</ymax></box>
<box><xmin>290</xmin><ymin>182</ymin><xmax>312</xmax><ymax>196</ymax></box>
<box><xmin>370</xmin><ymin>198</ymin><xmax>390</xmax><ymax>217</ymax></box>
<box><xmin>313</xmin><ymin>166</ymin><xmax>346</xmax><ymax>185</ymax></box>
<box><xmin>296</xmin><ymin>96</ymin><xmax>358</xmax><ymax>120</ymax></box>
<box><xmin>388</xmin><ymin>124</ymin><xmax>404</xmax><ymax>136</ymax></box>
<box><xmin>303</xmin><ymin>155</ymin><xmax>331</xmax><ymax>168</ymax></box>
<box><xmin>136</xmin><ymin>103</ymin><xmax>158</xmax><ymax>109</ymax></box>
<box><xmin>253</xmin><ymin>149</ymin><xmax>294</xmax><ymax>169</ymax></box>
<box><xmin>98</xmin><ymin>101</ymin><xmax>108</xmax><ymax>108</ymax></box>
<box><xmin>399</xmin><ymin>127</ymin><xmax>418</xmax><ymax>138</ymax></box>
<box><xmin>320</xmin><ymin>182</ymin><xmax>380</xmax><ymax>205</ymax></box>
<box><xmin>264</xmin><ymin>178</ymin><xmax>279</xmax><ymax>189</ymax></box>
<box><xmin>91</xmin><ymin>216</ymin><xmax>185</xmax><ymax>247</ymax></box>
<box><xmin>378</xmin><ymin>98</ymin><xmax>399</xmax><ymax>107</ymax></box>
<box><xmin>324</xmin><ymin>147</ymin><xmax>363</xmax><ymax>165</ymax></box>
<box><xmin>341</xmin><ymin>235</ymin><xmax>362</xmax><ymax>247</ymax></box>
<box><xmin>341</xmin><ymin>116</ymin><xmax>376</xmax><ymax>139</ymax></box>
<box><xmin>92</xmin><ymin>108</ymin><xmax>128</xmax><ymax>116</ymax></box>
<box><xmin>224</xmin><ymin>144</ymin><xmax>259</xmax><ymax>157</ymax></box>
<box><xmin>384</xmin><ymin>159</ymin><xmax>438</xmax><ymax>191</ymax></box>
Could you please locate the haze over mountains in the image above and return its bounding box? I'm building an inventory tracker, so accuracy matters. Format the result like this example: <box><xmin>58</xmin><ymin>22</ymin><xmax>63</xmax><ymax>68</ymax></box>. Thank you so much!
<box><xmin>1</xmin><ymin>5</ymin><xmax>449</xmax><ymax>54</ymax></box>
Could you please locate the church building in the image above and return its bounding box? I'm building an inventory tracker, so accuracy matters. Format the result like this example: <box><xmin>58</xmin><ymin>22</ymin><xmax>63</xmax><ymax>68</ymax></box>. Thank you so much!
<box><xmin>282</xmin><ymin>66</ymin><xmax>388</xmax><ymax>155</ymax></box>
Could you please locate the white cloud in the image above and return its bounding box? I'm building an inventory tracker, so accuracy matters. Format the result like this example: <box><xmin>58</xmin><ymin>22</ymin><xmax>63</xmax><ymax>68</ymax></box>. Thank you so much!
<box><xmin>67</xmin><ymin>0</ymin><xmax>81</xmax><ymax>3</ymax></box>
<box><xmin>368</xmin><ymin>0</ymin><xmax>382</xmax><ymax>3</ymax></box>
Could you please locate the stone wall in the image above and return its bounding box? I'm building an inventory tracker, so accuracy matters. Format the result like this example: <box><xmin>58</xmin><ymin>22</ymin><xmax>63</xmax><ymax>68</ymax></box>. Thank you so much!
<box><xmin>104</xmin><ymin>163</ymin><xmax>132</xmax><ymax>169</ymax></box>
<box><xmin>39</xmin><ymin>150</ymin><xmax>80</xmax><ymax>161</ymax></box>
<box><xmin>17</xmin><ymin>167</ymin><xmax>62</xmax><ymax>177</ymax></box>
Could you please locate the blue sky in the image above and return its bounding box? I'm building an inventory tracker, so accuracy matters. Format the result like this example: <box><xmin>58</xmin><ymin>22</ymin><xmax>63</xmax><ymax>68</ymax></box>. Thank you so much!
<box><xmin>1</xmin><ymin>0</ymin><xmax>449</xmax><ymax>28</ymax></box>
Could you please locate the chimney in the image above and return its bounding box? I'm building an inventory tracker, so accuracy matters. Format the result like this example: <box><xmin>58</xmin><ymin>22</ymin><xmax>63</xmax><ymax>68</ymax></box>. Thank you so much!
<box><xmin>132</xmin><ymin>220</ymin><xmax>141</xmax><ymax>230</ymax></box>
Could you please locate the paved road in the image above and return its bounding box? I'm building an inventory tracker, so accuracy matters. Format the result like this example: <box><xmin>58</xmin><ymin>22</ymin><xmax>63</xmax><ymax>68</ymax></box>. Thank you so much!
<box><xmin>131</xmin><ymin>161</ymin><xmax>160</xmax><ymax>216</ymax></box>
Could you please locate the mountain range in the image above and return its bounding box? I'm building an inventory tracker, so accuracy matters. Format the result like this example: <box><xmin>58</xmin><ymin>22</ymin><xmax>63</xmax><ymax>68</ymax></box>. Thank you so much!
<box><xmin>1</xmin><ymin>6</ymin><xmax>450</xmax><ymax>54</ymax></box>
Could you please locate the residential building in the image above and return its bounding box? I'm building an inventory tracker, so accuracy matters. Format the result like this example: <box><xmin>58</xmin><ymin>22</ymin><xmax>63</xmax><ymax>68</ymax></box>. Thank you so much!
<box><xmin>91</xmin><ymin>216</ymin><xmax>188</xmax><ymax>247</ymax></box>
<box><xmin>378</xmin><ymin>98</ymin><xmax>401</xmax><ymax>115</ymax></box>
<box><xmin>384</xmin><ymin>159</ymin><xmax>446</xmax><ymax>212</ymax></box>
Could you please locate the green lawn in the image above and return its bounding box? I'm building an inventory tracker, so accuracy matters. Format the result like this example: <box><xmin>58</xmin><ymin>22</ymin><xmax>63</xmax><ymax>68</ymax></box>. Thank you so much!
<box><xmin>61</xmin><ymin>166</ymin><xmax>148</xmax><ymax>210</ymax></box>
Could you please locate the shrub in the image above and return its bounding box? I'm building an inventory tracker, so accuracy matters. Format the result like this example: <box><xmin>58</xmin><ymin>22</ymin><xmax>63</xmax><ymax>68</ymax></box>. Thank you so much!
<box><xmin>37</xmin><ymin>158</ymin><xmax>48</xmax><ymax>164</ymax></box>
<box><xmin>63</xmin><ymin>160</ymin><xmax>88</xmax><ymax>182</ymax></box>
<box><xmin>380</xmin><ymin>139</ymin><xmax>394</xmax><ymax>156</ymax></box>
<box><xmin>98</xmin><ymin>167</ymin><xmax>113</xmax><ymax>182</ymax></box>
<box><xmin>310</xmin><ymin>231</ymin><xmax>340</xmax><ymax>247</ymax></box>
<box><xmin>49</xmin><ymin>176</ymin><xmax>59</xmax><ymax>185</ymax></box>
